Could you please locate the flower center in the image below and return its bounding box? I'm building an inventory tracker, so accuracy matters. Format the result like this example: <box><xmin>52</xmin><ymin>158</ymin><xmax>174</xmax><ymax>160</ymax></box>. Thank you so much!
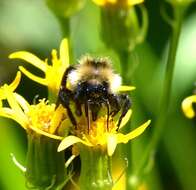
<box><xmin>75</xmin><ymin>116</ymin><xmax>117</xmax><ymax>146</ymax></box>
<box><xmin>27</xmin><ymin>99</ymin><xmax>55</xmax><ymax>132</ymax></box>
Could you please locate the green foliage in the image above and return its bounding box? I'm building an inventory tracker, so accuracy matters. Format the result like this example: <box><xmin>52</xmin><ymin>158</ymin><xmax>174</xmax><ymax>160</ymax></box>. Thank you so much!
<box><xmin>0</xmin><ymin>0</ymin><xmax>196</xmax><ymax>189</ymax></box>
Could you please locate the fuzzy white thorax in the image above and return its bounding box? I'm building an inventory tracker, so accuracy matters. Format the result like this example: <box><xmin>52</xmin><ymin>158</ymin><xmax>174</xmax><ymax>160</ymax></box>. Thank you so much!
<box><xmin>68</xmin><ymin>70</ymin><xmax>80</xmax><ymax>88</ymax></box>
<box><xmin>110</xmin><ymin>74</ymin><xmax>122</xmax><ymax>93</ymax></box>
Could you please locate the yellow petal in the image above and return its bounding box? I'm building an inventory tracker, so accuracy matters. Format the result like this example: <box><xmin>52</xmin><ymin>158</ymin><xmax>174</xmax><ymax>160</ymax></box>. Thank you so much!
<box><xmin>58</xmin><ymin>136</ymin><xmax>92</xmax><ymax>152</ymax></box>
<box><xmin>117</xmin><ymin>86</ymin><xmax>136</xmax><ymax>92</ymax></box>
<box><xmin>118</xmin><ymin>109</ymin><xmax>132</xmax><ymax>129</ymax></box>
<box><xmin>107</xmin><ymin>134</ymin><xmax>117</xmax><ymax>156</ymax></box>
<box><xmin>182</xmin><ymin>95</ymin><xmax>196</xmax><ymax>118</ymax></box>
<box><xmin>0</xmin><ymin>71</ymin><xmax>21</xmax><ymax>100</ymax></box>
<box><xmin>9</xmin><ymin>51</ymin><xmax>47</xmax><ymax>72</ymax></box>
<box><xmin>51</xmin><ymin>49</ymin><xmax>58</xmax><ymax>66</ymax></box>
<box><xmin>9</xmin><ymin>71</ymin><xmax>21</xmax><ymax>92</ymax></box>
<box><xmin>0</xmin><ymin>108</ymin><xmax>27</xmax><ymax>129</ymax></box>
<box><xmin>127</xmin><ymin>0</ymin><xmax>144</xmax><ymax>6</ymax></box>
<box><xmin>29</xmin><ymin>125</ymin><xmax>63</xmax><ymax>140</ymax></box>
<box><xmin>19</xmin><ymin>66</ymin><xmax>47</xmax><ymax>86</ymax></box>
<box><xmin>4</xmin><ymin>86</ymin><xmax>24</xmax><ymax>115</ymax></box>
<box><xmin>92</xmin><ymin>0</ymin><xmax>116</xmax><ymax>5</ymax></box>
<box><xmin>117</xmin><ymin>120</ymin><xmax>151</xmax><ymax>144</ymax></box>
<box><xmin>65</xmin><ymin>155</ymin><xmax>77</xmax><ymax>168</ymax></box>
<box><xmin>0</xmin><ymin>88</ymin><xmax>6</xmax><ymax>100</ymax></box>
<box><xmin>14</xmin><ymin>93</ymin><xmax>30</xmax><ymax>113</ymax></box>
<box><xmin>92</xmin><ymin>0</ymin><xmax>107</xmax><ymax>5</ymax></box>
<box><xmin>92</xmin><ymin>0</ymin><xmax>143</xmax><ymax>6</ymax></box>
<box><xmin>49</xmin><ymin>105</ymin><xmax>65</xmax><ymax>134</ymax></box>
<box><xmin>60</xmin><ymin>38</ymin><xmax>69</xmax><ymax>68</ymax></box>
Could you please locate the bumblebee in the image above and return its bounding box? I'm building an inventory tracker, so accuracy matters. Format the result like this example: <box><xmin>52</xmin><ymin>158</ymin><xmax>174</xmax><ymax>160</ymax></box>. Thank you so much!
<box><xmin>56</xmin><ymin>56</ymin><xmax>131</xmax><ymax>131</ymax></box>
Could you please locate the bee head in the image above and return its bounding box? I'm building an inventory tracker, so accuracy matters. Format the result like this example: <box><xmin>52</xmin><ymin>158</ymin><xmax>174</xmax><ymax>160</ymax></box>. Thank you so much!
<box><xmin>75</xmin><ymin>81</ymin><xmax>109</xmax><ymax>101</ymax></box>
<box><xmin>87</xmin><ymin>83</ymin><xmax>108</xmax><ymax>99</ymax></box>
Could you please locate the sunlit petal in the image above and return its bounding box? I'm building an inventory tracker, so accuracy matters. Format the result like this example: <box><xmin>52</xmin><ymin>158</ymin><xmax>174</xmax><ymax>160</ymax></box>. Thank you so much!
<box><xmin>117</xmin><ymin>120</ymin><xmax>151</xmax><ymax>143</ymax></box>
<box><xmin>117</xmin><ymin>86</ymin><xmax>136</xmax><ymax>92</ymax></box>
<box><xmin>51</xmin><ymin>49</ymin><xmax>58</xmax><ymax>67</ymax></box>
<box><xmin>49</xmin><ymin>105</ymin><xmax>66</xmax><ymax>134</ymax></box>
<box><xmin>0</xmin><ymin>107</ymin><xmax>27</xmax><ymax>129</ymax></box>
<box><xmin>92</xmin><ymin>0</ymin><xmax>106</xmax><ymax>5</ymax></box>
<box><xmin>92</xmin><ymin>0</ymin><xmax>116</xmax><ymax>5</ymax></box>
<box><xmin>118</xmin><ymin>109</ymin><xmax>132</xmax><ymax>129</ymax></box>
<box><xmin>9</xmin><ymin>51</ymin><xmax>47</xmax><ymax>72</ymax></box>
<box><xmin>65</xmin><ymin>155</ymin><xmax>77</xmax><ymax>168</ymax></box>
<box><xmin>182</xmin><ymin>95</ymin><xmax>196</xmax><ymax>118</ymax></box>
<box><xmin>0</xmin><ymin>88</ymin><xmax>6</xmax><ymax>100</ymax></box>
<box><xmin>58</xmin><ymin>136</ymin><xmax>92</xmax><ymax>152</ymax></box>
<box><xmin>92</xmin><ymin>0</ymin><xmax>143</xmax><ymax>6</ymax></box>
<box><xmin>14</xmin><ymin>93</ymin><xmax>30</xmax><ymax>113</ymax></box>
<box><xmin>107</xmin><ymin>134</ymin><xmax>117</xmax><ymax>156</ymax></box>
<box><xmin>4</xmin><ymin>85</ymin><xmax>23</xmax><ymax>114</ymax></box>
<box><xmin>9</xmin><ymin>71</ymin><xmax>21</xmax><ymax>92</ymax></box>
<box><xmin>29</xmin><ymin>125</ymin><xmax>63</xmax><ymax>140</ymax></box>
<box><xmin>0</xmin><ymin>72</ymin><xmax>21</xmax><ymax>100</ymax></box>
<box><xmin>19</xmin><ymin>66</ymin><xmax>47</xmax><ymax>86</ymax></box>
<box><xmin>127</xmin><ymin>0</ymin><xmax>144</xmax><ymax>6</ymax></box>
<box><xmin>60</xmin><ymin>38</ymin><xmax>69</xmax><ymax>68</ymax></box>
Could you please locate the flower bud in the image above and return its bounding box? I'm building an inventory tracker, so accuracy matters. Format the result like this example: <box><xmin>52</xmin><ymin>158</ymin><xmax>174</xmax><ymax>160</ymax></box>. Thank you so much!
<box><xmin>96</xmin><ymin>2</ymin><xmax>148</xmax><ymax>52</ymax></box>
<box><xmin>46</xmin><ymin>0</ymin><xmax>86</xmax><ymax>18</ymax></box>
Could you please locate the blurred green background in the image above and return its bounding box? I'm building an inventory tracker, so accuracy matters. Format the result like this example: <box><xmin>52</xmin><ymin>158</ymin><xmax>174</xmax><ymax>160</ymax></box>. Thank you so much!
<box><xmin>0</xmin><ymin>0</ymin><xmax>196</xmax><ymax>189</ymax></box>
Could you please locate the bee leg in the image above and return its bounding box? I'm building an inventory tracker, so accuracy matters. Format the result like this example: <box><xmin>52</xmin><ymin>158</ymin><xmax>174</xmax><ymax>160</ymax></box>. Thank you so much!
<box><xmin>73</xmin><ymin>83</ymin><xmax>87</xmax><ymax>117</ymax></box>
<box><xmin>108</xmin><ymin>94</ymin><xmax>121</xmax><ymax>117</ymax></box>
<box><xmin>75</xmin><ymin>100</ymin><xmax>82</xmax><ymax>116</ymax></box>
<box><xmin>91</xmin><ymin>103</ymin><xmax>101</xmax><ymax>121</ymax></box>
<box><xmin>117</xmin><ymin>94</ymin><xmax>131</xmax><ymax>131</ymax></box>
<box><xmin>56</xmin><ymin>66</ymin><xmax>77</xmax><ymax>126</ymax></box>
<box><xmin>105</xmin><ymin>100</ymin><xmax>110</xmax><ymax>131</ymax></box>
<box><xmin>85</xmin><ymin>101</ymin><xmax>91</xmax><ymax>133</ymax></box>
<box><xmin>100</xmin><ymin>98</ymin><xmax>110</xmax><ymax>131</ymax></box>
<box><xmin>60</xmin><ymin>66</ymin><xmax>75</xmax><ymax>87</ymax></box>
<box><xmin>56</xmin><ymin>66</ymin><xmax>75</xmax><ymax>109</ymax></box>
<box><xmin>57</xmin><ymin>88</ymin><xmax>77</xmax><ymax>126</ymax></box>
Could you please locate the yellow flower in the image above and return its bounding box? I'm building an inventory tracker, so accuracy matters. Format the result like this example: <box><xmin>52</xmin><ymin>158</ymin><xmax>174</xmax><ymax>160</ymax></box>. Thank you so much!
<box><xmin>9</xmin><ymin>39</ymin><xmax>69</xmax><ymax>95</ymax></box>
<box><xmin>182</xmin><ymin>95</ymin><xmax>196</xmax><ymax>118</ymax></box>
<box><xmin>0</xmin><ymin>72</ymin><xmax>67</xmax><ymax>140</ymax></box>
<box><xmin>92</xmin><ymin>0</ymin><xmax>144</xmax><ymax>7</ymax></box>
<box><xmin>58</xmin><ymin>108</ymin><xmax>151</xmax><ymax>156</ymax></box>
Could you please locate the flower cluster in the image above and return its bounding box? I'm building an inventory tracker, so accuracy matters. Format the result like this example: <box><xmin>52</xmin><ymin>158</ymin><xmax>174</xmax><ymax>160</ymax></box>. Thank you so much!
<box><xmin>58</xmin><ymin>109</ymin><xmax>150</xmax><ymax>156</ymax></box>
<box><xmin>0</xmin><ymin>38</ymin><xmax>151</xmax><ymax>189</ymax></box>
<box><xmin>182</xmin><ymin>95</ymin><xmax>196</xmax><ymax>119</ymax></box>
<box><xmin>9</xmin><ymin>39</ymin><xmax>69</xmax><ymax>96</ymax></box>
<box><xmin>0</xmin><ymin>71</ymin><xmax>66</xmax><ymax>140</ymax></box>
<box><xmin>1</xmin><ymin>38</ymin><xmax>151</xmax><ymax>157</ymax></box>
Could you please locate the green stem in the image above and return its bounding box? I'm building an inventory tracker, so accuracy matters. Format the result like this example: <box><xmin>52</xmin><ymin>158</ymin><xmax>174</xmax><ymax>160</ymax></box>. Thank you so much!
<box><xmin>25</xmin><ymin>131</ymin><xmax>66</xmax><ymax>190</ymax></box>
<box><xmin>79</xmin><ymin>146</ymin><xmax>113</xmax><ymax>190</ymax></box>
<box><xmin>133</xmin><ymin>6</ymin><xmax>185</xmax><ymax>179</ymax></box>
<box><xmin>57</xmin><ymin>17</ymin><xmax>73</xmax><ymax>63</ymax></box>
<box><xmin>118</xmin><ymin>50</ymin><xmax>129</xmax><ymax>83</ymax></box>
